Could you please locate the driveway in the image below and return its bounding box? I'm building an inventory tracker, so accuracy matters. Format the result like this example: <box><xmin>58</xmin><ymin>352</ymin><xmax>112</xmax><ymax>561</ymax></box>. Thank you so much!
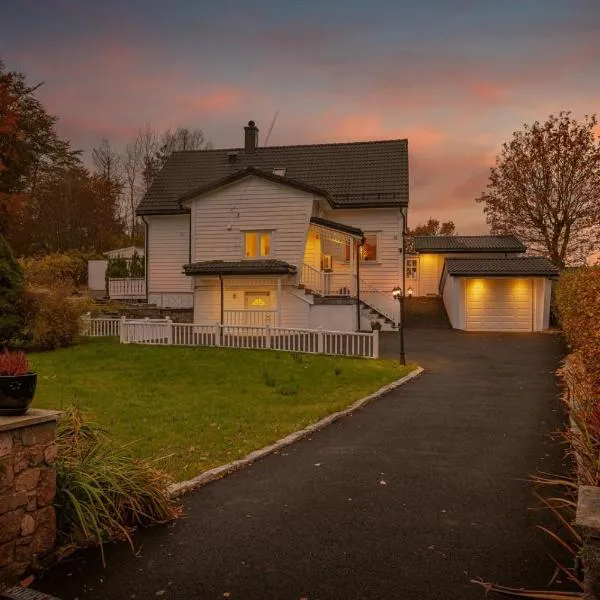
<box><xmin>37</xmin><ymin>330</ymin><xmax>566</xmax><ymax>599</ymax></box>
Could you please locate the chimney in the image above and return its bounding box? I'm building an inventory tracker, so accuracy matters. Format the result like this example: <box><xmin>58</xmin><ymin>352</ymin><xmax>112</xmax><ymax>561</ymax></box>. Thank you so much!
<box><xmin>244</xmin><ymin>120</ymin><xmax>258</xmax><ymax>153</ymax></box>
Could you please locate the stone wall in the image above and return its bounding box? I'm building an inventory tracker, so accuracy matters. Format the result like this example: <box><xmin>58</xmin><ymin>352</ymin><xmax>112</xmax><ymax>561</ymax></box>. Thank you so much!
<box><xmin>0</xmin><ymin>410</ymin><xmax>60</xmax><ymax>586</ymax></box>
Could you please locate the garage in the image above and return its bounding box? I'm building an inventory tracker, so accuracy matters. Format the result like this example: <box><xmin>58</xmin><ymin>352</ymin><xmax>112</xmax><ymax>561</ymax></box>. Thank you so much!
<box><xmin>440</xmin><ymin>257</ymin><xmax>559</xmax><ymax>332</ymax></box>
<box><xmin>465</xmin><ymin>278</ymin><xmax>533</xmax><ymax>331</ymax></box>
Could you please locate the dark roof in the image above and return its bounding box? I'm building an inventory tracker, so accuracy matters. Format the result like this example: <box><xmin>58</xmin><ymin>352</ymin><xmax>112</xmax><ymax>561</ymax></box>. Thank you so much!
<box><xmin>444</xmin><ymin>257</ymin><xmax>559</xmax><ymax>277</ymax></box>
<box><xmin>413</xmin><ymin>235</ymin><xmax>526</xmax><ymax>253</ymax></box>
<box><xmin>179</xmin><ymin>167</ymin><xmax>331</xmax><ymax>204</ymax></box>
<box><xmin>137</xmin><ymin>138</ymin><xmax>408</xmax><ymax>215</ymax></box>
<box><xmin>310</xmin><ymin>216</ymin><xmax>363</xmax><ymax>238</ymax></box>
<box><xmin>183</xmin><ymin>259</ymin><xmax>297</xmax><ymax>276</ymax></box>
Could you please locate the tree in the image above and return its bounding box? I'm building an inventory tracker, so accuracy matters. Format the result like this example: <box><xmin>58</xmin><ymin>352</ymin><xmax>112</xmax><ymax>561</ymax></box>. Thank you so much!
<box><xmin>0</xmin><ymin>59</ymin><xmax>78</xmax><ymax>240</ymax></box>
<box><xmin>476</xmin><ymin>111</ymin><xmax>600</xmax><ymax>268</ymax></box>
<box><xmin>410</xmin><ymin>218</ymin><xmax>456</xmax><ymax>236</ymax></box>
<box><xmin>0</xmin><ymin>233</ymin><xmax>24</xmax><ymax>343</ymax></box>
<box><xmin>142</xmin><ymin>126</ymin><xmax>209</xmax><ymax>190</ymax></box>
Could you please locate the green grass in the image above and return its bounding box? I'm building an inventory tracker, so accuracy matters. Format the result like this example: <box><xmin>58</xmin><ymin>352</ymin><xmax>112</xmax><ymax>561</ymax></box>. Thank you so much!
<box><xmin>30</xmin><ymin>338</ymin><xmax>414</xmax><ymax>481</ymax></box>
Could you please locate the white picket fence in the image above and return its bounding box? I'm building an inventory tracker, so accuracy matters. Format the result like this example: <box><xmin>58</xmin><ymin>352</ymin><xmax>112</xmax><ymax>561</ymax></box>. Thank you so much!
<box><xmin>120</xmin><ymin>319</ymin><xmax>379</xmax><ymax>358</ymax></box>
<box><xmin>79</xmin><ymin>315</ymin><xmax>122</xmax><ymax>337</ymax></box>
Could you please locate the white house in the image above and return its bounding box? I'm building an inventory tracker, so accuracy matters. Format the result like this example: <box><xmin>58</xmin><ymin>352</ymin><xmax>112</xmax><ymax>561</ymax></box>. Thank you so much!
<box><xmin>136</xmin><ymin>121</ymin><xmax>558</xmax><ymax>333</ymax></box>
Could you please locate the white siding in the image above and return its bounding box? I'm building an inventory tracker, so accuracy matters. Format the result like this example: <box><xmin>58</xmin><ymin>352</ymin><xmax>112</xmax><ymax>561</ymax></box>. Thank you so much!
<box><xmin>309</xmin><ymin>304</ymin><xmax>356</xmax><ymax>331</ymax></box>
<box><xmin>280</xmin><ymin>286</ymin><xmax>310</xmax><ymax>329</ymax></box>
<box><xmin>321</xmin><ymin>208</ymin><xmax>402</xmax><ymax>293</ymax></box>
<box><xmin>441</xmin><ymin>274</ymin><xmax>459</xmax><ymax>328</ymax></box>
<box><xmin>193</xmin><ymin>279</ymin><xmax>220</xmax><ymax>324</ymax></box>
<box><xmin>147</xmin><ymin>215</ymin><xmax>191</xmax><ymax>294</ymax></box>
<box><xmin>88</xmin><ymin>260</ymin><xmax>108</xmax><ymax>291</ymax></box>
<box><xmin>187</xmin><ymin>176</ymin><xmax>314</xmax><ymax>268</ymax></box>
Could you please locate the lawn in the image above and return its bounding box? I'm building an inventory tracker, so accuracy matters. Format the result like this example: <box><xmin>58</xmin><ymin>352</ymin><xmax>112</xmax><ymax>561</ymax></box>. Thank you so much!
<box><xmin>30</xmin><ymin>338</ymin><xmax>414</xmax><ymax>481</ymax></box>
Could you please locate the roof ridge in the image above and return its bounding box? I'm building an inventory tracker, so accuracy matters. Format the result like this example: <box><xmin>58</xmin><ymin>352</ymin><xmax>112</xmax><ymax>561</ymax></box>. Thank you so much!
<box><xmin>170</xmin><ymin>138</ymin><xmax>408</xmax><ymax>155</ymax></box>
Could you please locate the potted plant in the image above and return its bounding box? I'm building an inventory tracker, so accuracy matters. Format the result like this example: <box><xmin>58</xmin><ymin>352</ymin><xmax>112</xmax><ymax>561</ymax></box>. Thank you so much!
<box><xmin>370</xmin><ymin>321</ymin><xmax>382</xmax><ymax>331</ymax></box>
<box><xmin>0</xmin><ymin>350</ymin><xmax>37</xmax><ymax>416</ymax></box>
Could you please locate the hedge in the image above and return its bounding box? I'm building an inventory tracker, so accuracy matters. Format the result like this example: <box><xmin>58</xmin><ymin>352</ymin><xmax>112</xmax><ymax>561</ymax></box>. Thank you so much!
<box><xmin>555</xmin><ymin>267</ymin><xmax>600</xmax><ymax>391</ymax></box>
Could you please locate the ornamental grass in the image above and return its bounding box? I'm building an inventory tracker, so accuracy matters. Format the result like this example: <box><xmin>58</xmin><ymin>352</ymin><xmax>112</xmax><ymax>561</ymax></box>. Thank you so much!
<box><xmin>54</xmin><ymin>405</ymin><xmax>181</xmax><ymax>564</ymax></box>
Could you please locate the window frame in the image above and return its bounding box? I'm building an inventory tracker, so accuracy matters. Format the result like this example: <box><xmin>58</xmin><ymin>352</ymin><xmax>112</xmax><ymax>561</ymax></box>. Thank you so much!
<box><xmin>405</xmin><ymin>256</ymin><xmax>418</xmax><ymax>279</ymax></box>
<box><xmin>242</xmin><ymin>230</ymin><xmax>274</xmax><ymax>259</ymax></box>
<box><xmin>346</xmin><ymin>231</ymin><xmax>380</xmax><ymax>263</ymax></box>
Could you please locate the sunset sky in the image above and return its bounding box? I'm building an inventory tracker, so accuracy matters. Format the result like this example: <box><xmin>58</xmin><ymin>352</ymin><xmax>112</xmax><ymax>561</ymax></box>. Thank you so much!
<box><xmin>2</xmin><ymin>0</ymin><xmax>599</xmax><ymax>232</ymax></box>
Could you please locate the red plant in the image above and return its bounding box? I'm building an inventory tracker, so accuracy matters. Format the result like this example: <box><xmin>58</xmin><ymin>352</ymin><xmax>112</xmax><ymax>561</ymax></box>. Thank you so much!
<box><xmin>0</xmin><ymin>350</ymin><xmax>30</xmax><ymax>376</ymax></box>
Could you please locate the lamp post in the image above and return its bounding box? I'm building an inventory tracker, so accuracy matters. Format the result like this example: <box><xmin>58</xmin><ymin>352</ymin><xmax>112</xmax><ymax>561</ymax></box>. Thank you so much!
<box><xmin>392</xmin><ymin>286</ymin><xmax>406</xmax><ymax>365</ymax></box>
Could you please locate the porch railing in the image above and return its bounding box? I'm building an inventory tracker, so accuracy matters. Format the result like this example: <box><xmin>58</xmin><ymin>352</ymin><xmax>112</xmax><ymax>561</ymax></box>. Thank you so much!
<box><xmin>300</xmin><ymin>263</ymin><xmax>353</xmax><ymax>296</ymax></box>
<box><xmin>224</xmin><ymin>309</ymin><xmax>279</xmax><ymax>327</ymax></box>
<box><xmin>108</xmin><ymin>277</ymin><xmax>146</xmax><ymax>300</ymax></box>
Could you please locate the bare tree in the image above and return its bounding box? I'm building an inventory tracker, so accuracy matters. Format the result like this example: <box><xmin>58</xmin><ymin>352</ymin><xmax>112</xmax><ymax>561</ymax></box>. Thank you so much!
<box><xmin>476</xmin><ymin>112</ymin><xmax>600</xmax><ymax>267</ymax></box>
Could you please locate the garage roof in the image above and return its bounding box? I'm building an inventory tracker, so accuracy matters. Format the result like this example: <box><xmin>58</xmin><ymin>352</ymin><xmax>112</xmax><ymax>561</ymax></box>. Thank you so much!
<box><xmin>444</xmin><ymin>257</ymin><xmax>559</xmax><ymax>277</ymax></box>
<box><xmin>412</xmin><ymin>235</ymin><xmax>525</xmax><ymax>253</ymax></box>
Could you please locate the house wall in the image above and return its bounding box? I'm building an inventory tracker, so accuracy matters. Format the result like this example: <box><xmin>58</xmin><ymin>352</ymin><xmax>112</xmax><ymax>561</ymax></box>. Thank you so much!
<box><xmin>321</xmin><ymin>208</ymin><xmax>402</xmax><ymax>293</ymax></box>
<box><xmin>303</xmin><ymin>229</ymin><xmax>322</xmax><ymax>270</ymax></box>
<box><xmin>309</xmin><ymin>304</ymin><xmax>356</xmax><ymax>331</ymax></box>
<box><xmin>441</xmin><ymin>274</ymin><xmax>461</xmax><ymax>328</ymax></box>
<box><xmin>146</xmin><ymin>215</ymin><xmax>193</xmax><ymax>308</ymax></box>
<box><xmin>187</xmin><ymin>176</ymin><xmax>315</xmax><ymax>269</ymax></box>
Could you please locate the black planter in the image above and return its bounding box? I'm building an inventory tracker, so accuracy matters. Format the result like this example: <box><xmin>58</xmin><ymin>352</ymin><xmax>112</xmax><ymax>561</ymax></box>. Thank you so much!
<box><xmin>0</xmin><ymin>372</ymin><xmax>37</xmax><ymax>416</ymax></box>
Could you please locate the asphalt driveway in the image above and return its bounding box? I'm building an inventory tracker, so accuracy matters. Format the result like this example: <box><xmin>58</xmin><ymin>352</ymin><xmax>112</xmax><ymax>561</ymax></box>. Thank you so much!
<box><xmin>37</xmin><ymin>329</ymin><xmax>567</xmax><ymax>599</ymax></box>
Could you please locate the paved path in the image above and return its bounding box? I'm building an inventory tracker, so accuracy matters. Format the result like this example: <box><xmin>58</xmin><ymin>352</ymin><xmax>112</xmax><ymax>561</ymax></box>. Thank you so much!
<box><xmin>38</xmin><ymin>330</ymin><xmax>566</xmax><ymax>599</ymax></box>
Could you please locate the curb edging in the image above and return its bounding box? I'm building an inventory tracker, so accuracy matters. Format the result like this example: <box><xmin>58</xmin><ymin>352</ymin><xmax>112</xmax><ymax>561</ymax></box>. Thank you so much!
<box><xmin>167</xmin><ymin>366</ymin><xmax>424</xmax><ymax>498</ymax></box>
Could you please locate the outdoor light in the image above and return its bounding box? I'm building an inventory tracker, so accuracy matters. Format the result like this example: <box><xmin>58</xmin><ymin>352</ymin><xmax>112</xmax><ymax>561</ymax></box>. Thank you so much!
<box><xmin>392</xmin><ymin>285</ymin><xmax>406</xmax><ymax>366</ymax></box>
<box><xmin>407</xmin><ymin>286</ymin><xmax>413</xmax><ymax>298</ymax></box>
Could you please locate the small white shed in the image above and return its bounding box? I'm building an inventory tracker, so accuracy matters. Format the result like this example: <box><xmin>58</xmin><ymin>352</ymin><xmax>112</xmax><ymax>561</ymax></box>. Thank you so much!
<box><xmin>440</xmin><ymin>257</ymin><xmax>558</xmax><ymax>332</ymax></box>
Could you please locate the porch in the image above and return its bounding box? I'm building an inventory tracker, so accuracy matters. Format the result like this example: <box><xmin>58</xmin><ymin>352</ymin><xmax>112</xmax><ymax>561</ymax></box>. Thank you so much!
<box><xmin>301</xmin><ymin>218</ymin><xmax>400</xmax><ymax>326</ymax></box>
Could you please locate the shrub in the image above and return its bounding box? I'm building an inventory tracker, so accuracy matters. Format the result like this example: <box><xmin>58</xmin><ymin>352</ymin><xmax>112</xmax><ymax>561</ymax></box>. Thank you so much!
<box><xmin>555</xmin><ymin>267</ymin><xmax>600</xmax><ymax>390</ymax></box>
<box><xmin>0</xmin><ymin>350</ymin><xmax>30</xmax><ymax>376</ymax></box>
<box><xmin>129</xmin><ymin>251</ymin><xmax>145</xmax><ymax>278</ymax></box>
<box><xmin>20</xmin><ymin>288</ymin><xmax>84</xmax><ymax>351</ymax></box>
<box><xmin>54</xmin><ymin>406</ymin><xmax>180</xmax><ymax>562</ymax></box>
<box><xmin>106</xmin><ymin>257</ymin><xmax>129</xmax><ymax>278</ymax></box>
<box><xmin>20</xmin><ymin>252</ymin><xmax>88</xmax><ymax>291</ymax></box>
<box><xmin>0</xmin><ymin>233</ymin><xmax>25</xmax><ymax>344</ymax></box>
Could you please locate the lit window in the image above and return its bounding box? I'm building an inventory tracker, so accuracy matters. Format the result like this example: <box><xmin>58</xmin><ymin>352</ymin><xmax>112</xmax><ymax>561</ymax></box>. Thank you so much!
<box><xmin>345</xmin><ymin>233</ymin><xmax>378</xmax><ymax>262</ymax></box>
<box><xmin>361</xmin><ymin>233</ymin><xmax>378</xmax><ymax>261</ymax></box>
<box><xmin>406</xmin><ymin>258</ymin><xmax>418</xmax><ymax>279</ymax></box>
<box><xmin>245</xmin><ymin>291</ymin><xmax>271</xmax><ymax>308</ymax></box>
<box><xmin>272</xmin><ymin>167</ymin><xmax>286</xmax><ymax>176</ymax></box>
<box><xmin>244</xmin><ymin>231</ymin><xmax>272</xmax><ymax>258</ymax></box>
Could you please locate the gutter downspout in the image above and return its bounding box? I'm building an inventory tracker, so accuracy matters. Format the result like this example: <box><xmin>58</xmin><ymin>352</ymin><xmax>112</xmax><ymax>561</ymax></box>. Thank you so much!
<box><xmin>142</xmin><ymin>216</ymin><xmax>149</xmax><ymax>304</ymax></box>
<box><xmin>219</xmin><ymin>274</ymin><xmax>224</xmax><ymax>325</ymax></box>
<box><xmin>356</xmin><ymin>237</ymin><xmax>364</xmax><ymax>331</ymax></box>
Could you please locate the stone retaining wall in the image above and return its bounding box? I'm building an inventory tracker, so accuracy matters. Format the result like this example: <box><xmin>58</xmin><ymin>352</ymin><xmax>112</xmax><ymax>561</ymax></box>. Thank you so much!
<box><xmin>0</xmin><ymin>410</ymin><xmax>60</xmax><ymax>586</ymax></box>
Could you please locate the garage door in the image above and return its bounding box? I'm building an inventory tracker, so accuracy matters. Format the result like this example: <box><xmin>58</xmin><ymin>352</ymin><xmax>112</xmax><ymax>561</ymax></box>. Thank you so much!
<box><xmin>465</xmin><ymin>278</ymin><xmax>533</xmax><ymax>331</ymax></box>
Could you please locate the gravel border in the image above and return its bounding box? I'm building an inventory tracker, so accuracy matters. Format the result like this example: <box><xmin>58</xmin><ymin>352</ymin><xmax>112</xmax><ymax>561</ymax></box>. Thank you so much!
<box><xmin>167</xmin><ymin>366</ymin><xmax>424</xmax><ymax>498</ymax></box>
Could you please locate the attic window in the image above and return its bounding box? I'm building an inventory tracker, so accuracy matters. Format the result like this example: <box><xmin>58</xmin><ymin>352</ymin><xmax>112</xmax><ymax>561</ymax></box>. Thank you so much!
<box><xmin>272</xmin><ymin>167</ymin><xmax>286</xmax><ymax>176</ymax></box>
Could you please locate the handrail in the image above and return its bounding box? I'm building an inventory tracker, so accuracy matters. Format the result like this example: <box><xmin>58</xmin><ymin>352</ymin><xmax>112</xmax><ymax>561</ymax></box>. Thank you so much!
<box><xmin>357</xmin><ymin>277</ymin><xmax>400</xmax><ymax>325</ymax></box>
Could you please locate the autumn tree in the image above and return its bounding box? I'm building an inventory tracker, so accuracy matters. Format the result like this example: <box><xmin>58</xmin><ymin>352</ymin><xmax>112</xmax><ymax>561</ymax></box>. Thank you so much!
<box><xmin>476</xmin><ymin>111</ymin><xmax>600</xmax><ymax>268</ymax></box>
<box><xmin>0</xmin><ymin>59</ymin><xmax>78</xmax><ymax>240</ymax></box>
<box><xmin>410</xmin><ymin>218</ymin><xmax>456</xmax><ymax>236</ymax></box>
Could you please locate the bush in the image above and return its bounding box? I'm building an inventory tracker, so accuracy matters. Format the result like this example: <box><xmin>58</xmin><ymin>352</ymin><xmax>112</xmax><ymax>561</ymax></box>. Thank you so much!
<box><xmin>555</xmin><ymin>267</ymin><xmax>600</xmax><ymax>390</ymax></box>
<box><xmin>106</xmin><ymin>257</ymin><xmax>129</xmax><ymax>278</ymax></box>
<box><xmin>20</xmin><ymin>288</ymin><xmax>85</xmax><ymax>351</ymax></box>
<box><xmin>20</xmin><ymin>252</ymin><xmax>89</xmax><ymax>291</ymax></box>
<box><xmin>0</xmin><ymin>233</ymin><xmax>25</xmax><ymax>345</ymax></box>
<box><xmin>54</xmin><ymin>406</ymin><xmax>180</xmax><ymax>561</ymax></box>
